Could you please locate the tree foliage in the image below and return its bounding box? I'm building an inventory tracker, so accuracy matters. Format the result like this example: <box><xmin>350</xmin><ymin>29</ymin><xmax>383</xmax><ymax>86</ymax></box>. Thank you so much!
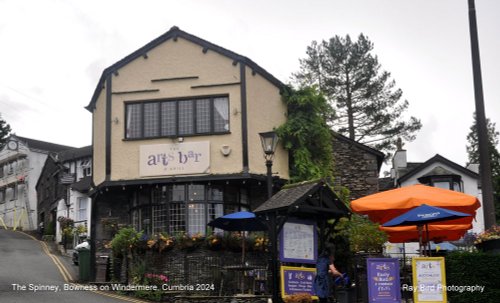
<box><xmin>334</xmin><ymin>215</ymin><xmax>388</xmax><ymax>253</ymax></box>
<box><xmin>276</xmin><ymin>86</ymin><xmax>334</xmax><ymax>183</ymax></box>
<box><xmin>466</xmin><ymin>112</ymin><xmax>500</xmax><ymax>176</ymax></box>
<box><xmin>0</xmin><ymin>114</ymin><xmax>12</xmax><ymax>148</ymax></box>
<box><xmin>466</xmin><ymin>112</ymin><xmax>500</xmax><ymax>223</ymax></box>
<box><xmin>294</xmin><ymin>34</ymin><xmax>422</xmax><ymax>156</ymax></box>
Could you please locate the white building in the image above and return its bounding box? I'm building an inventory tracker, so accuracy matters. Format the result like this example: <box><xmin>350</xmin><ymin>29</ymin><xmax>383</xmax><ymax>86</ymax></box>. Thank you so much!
<box><xmin>382</xmin><ymin>148</ymin><xmax>484</xmax><ymax>256</ymax></box>
<box><xmin>0</xmin><ymin>135</ymin><xmax>73</xmax><ymax>231</ymax></box>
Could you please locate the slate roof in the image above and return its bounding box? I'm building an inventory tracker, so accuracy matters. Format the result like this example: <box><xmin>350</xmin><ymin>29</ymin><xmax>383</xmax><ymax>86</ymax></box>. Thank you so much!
<box><xmin>398</xmin><ymin>154</ymin><xmax>478</xmax><ymax>184</ymax></box>
<box><xmin>59</xmin><ymin>145</ymin><xmax>92</xmax><ymax>162</ymax></box>
<box><xmin>254</xmin><ymin>181</ymin><xmax>319</xmax><ymax>213</ymax></box>
<box><xmin>86</xmin><ymin>26</ymin><xmax>285</xmax><ymax>111</ymax></box>
<box><xmin>71</xmin><ymin>176</ymin><xmax>92</xmax><ymax>193</ymax></box>
<box><xmin>254</xmin><ymin>180</ymin><xmax>350</xmax><ymax>219</ymax></box>
<box><xmin>378</xmin><ymin>177</ymin><xmax>395</xmax><ymax>192</ymax></box>
<box><xmin>13</xmin><ymin>135</ymin><xmax>74</xmax><ymax>153</ymax></box>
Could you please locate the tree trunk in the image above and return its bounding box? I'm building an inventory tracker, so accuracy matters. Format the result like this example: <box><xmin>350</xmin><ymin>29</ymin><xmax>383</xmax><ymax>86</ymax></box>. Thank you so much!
<box><xmin>345</xmin><ymin>71</ymin><xmax>355</xmax><ymax>140</ymax></box>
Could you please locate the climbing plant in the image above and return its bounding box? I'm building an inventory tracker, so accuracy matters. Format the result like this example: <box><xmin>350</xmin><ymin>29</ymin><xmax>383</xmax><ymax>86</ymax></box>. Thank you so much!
<box><xmin>277</xmin><ymin>86</ymin><xmax>334</xmax><ymax>183</ymax></box>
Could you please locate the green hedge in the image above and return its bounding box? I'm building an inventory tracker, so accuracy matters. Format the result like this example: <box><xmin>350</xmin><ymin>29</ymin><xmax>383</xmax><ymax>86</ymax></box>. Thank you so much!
<box><xmin>445</xmin><ymin>251</ymin><xmax>500</xmax><ymax>303</ymax></box>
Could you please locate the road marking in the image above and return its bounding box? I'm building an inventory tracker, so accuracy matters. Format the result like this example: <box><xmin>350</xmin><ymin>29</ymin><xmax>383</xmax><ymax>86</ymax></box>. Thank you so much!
<box><xmin>17</xmin><ymin>231</ymin><xmax>149</xmax><ymax>303</ymax></box>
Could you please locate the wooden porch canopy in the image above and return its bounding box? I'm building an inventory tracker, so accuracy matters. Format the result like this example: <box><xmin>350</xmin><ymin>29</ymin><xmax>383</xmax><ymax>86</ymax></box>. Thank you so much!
<box><xmin>254</xmin><ymin>180</ymin><xmax>350</xmax><ymax>220</ymax></box>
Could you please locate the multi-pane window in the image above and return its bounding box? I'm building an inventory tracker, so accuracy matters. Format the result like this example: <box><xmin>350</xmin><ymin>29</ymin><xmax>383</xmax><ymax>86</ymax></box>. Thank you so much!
<box><xmin>125</xmin><ymin>96</ymin><xmax>229</xmax><ymax>139</ymax></box>
<box><xmin>131</xmin><ymin>184</ymin><xmax>248</xmax><ymax>236</ymax></box>
<box><xmin>77</xmin><ymin>197</ymin><xmax>88</xmax><ymax>221</ymax></box>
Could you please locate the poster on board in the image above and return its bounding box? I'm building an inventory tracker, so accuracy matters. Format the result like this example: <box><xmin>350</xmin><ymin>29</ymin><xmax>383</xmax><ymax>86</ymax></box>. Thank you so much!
<box><xmin>279</xmin><ymin>219</ymin><xmax>317</xmax><ymax>264</ymax></box>
<box><xmin>412</xmin><ymin>257</ymin><xmax>447</xmax><ymax>303</ymax></box>
<box><xmin>366</xmin><ymin>258</ymin><xmax>401</xmax><ymax>302</ymax></box>
<box><xmin>280</xmin><ymin>266</ymin><xmax>318</xmax><ymax>300</ymax></box>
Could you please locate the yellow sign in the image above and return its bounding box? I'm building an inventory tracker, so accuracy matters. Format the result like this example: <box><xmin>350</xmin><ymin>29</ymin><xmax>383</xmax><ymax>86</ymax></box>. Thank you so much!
<box><xmin>412</xmin><ymin>257</ymin><xmax>447</xmax><ymax>303</ymax></box>
<box><xmin>280</xmin><ymin>266</ymin><xmax>318</xmax><ymax>300</ymax></box>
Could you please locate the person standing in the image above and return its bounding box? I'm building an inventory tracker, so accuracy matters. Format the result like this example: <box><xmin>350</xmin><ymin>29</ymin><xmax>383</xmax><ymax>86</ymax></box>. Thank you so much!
<box><xmin>314</xmin><ymin>251</ymin><xmax>342</xmax><ymax>303</ymax></box>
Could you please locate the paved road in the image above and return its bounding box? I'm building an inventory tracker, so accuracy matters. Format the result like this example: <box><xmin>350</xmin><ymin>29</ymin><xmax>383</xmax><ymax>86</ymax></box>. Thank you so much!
<box><xmin>0</xmin><ymin>229</ymin><xmax>143</xmax><ymax>303</ymax></box>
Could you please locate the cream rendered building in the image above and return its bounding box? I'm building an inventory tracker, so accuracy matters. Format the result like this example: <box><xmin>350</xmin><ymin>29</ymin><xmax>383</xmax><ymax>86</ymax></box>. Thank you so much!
<box><xmin>86</xmin><ymin>27</ymin><xmax>288</xmax><ymax>252</ymax></box>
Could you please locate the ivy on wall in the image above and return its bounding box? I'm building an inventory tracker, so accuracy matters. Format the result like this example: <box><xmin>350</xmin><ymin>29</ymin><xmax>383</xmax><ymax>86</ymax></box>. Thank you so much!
<box><xmin>277</xmin><ymin>86</ymin><xmax>335</xmax><ymax>183</ymax></box>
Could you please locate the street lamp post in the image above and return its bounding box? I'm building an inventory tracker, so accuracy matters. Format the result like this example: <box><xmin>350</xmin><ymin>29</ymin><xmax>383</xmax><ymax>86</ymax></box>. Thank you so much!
<box><xmin>259</xmin><ymin>131</ymin><xmax>280</xmax><ymax>303</ymax></box>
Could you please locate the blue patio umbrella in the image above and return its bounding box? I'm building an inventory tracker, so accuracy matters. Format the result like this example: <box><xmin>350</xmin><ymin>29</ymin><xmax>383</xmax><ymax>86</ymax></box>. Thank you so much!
<box><xmin>208</xmin><ymin>211</ymin><xmax>268</xmax><ymax>232</ymax></box>
<box><xmin>382</xmin><ymin>204</ymin><xmax>471</xmax><ymax>255</ymax></box>
<box><xmin>208</xmin><ymin>211</ymin><xmax>268</xmax><ymax>292</ymax></box>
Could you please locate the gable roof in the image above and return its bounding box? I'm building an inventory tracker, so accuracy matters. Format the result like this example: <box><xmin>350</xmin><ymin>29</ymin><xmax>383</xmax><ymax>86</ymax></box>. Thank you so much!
<box><xmin>398</xmin><ymin>154</ymin><xmax>479</xmax><ymax>184</ymax></box>
<box><xmin>12</xmin><ymin>135</ymin><xmax>74</xmax><ymax>153</ymax></box>
<box><xmin>332</xmin><ymin>132</ymin><xmax>385</xmax><ymax>171</ymax></box>
<box><xmin>254</xmin><ymin>180</ymin><xmax>350</xmax><ymax>219</ymax></box>
<box><xmin>85</xmin><ymin>26</ymin><xmax>285</xmax><ymax>111</ymax></box>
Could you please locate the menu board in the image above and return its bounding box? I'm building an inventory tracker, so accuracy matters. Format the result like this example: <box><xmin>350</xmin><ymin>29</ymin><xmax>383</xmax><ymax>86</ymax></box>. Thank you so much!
<box><xmin>280</xmin><ymin>219</ymin><xmax>317</xmax><ymax>264</ymax></box>
<box><xmin>280</xmin><ymin>266</ymin><xmax>318</xmax><ymax>300</ymax></box>
<box><xmin>367</xmin><ymin>258</ymin><xmax>401</xmax><ymax>302</ymax></box>
<box><xmin>412</xmin><ymin>257</ymin><xmax>447</xmax><ymax>303</ymax></box>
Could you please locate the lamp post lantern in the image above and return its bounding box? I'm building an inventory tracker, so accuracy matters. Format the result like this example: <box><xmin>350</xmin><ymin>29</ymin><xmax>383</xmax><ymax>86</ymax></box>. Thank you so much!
<box><xmin>259</xmin><ymin>131</ymin><xmax>280</xmax><ymax>302</ymax></box>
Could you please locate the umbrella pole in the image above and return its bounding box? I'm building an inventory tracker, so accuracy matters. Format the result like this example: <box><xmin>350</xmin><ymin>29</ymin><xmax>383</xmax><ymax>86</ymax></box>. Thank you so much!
<box><xmin>418</xmin><ymin>225</ymin><xmax>423</xmax><ymax>256</ymax></box>
<box><xmin>426</xmin><ymin>224</ymin><xmax>431</xmax><ymax>257</ymax></box>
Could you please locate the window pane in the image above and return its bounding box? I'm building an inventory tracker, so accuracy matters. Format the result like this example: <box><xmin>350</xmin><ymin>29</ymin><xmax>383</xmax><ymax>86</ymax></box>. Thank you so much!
<box><xmin>208</xmin><ymin>186</ymin><xmax>223</xmax><ymax>201</ymax></box>
<box><xmin>144</xmin><ymin>103</ymin><xmax>159</xmax><ymax>137</ymax></box>
<box><xmin>169</xmin><ymin>203</ymin><xmax>186</xmax><ymax>234</ymax></box>
<box><xmin>208</xmin><ymin>203</ymin><xmax>224</xmax><ymax>233</ymax></box>
<box><xmin>433</xmin><ymin>181</ymin><xmax>450</xmax><ymax>190</ymax></box>
<box><xmin>188</xmin><ymin>184</ymin><xmax>205</xmax><ymax>201</ymax></box>
<box><xmin>170</xmin><ymin>185</ymin><xmax>185</xmax><ymax>201</ymax></box>
<box><xmin>161</xmin><ymin>102</ymin><xmax>176</xmax><ymax>136</ymax></box>
<box><xmin>214</xmin><ymin>97</ymin><xmax>229</xmax><ymax>132</ymax></box>
<box><xmin>153</xmin><ymin>205</ymin><xmax>168</xmax><ymax>233</ymax></box>
<box><xmin>78</xmin><ymin>198</ymin><xmax>88</xmax><ymax>221</ymax></box>
<box><xmin>188</xmin><ymin>203</ymin><xmax>206</xmax><ymax>235</ymax></box>
<box><xmin>178</xmin><ymin>100</ymin><xmax>194</xmax><ymax>135</ymax></box>
<box><xmin>126</xmin><ymin>104</ymin><xmax>142</xmax><ymax>138</ymax></box>
<box><xmin>196</xmin><ymin>99</ymin><xmax>211</xmax><ymax>133</ymax></box>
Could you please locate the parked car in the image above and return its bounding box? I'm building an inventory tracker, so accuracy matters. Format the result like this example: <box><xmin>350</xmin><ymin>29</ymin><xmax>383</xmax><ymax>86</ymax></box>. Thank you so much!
<box><xmin>72</xmin><ymin>240</ymin><xmax>90</xmax><ymax>265</ymax></box>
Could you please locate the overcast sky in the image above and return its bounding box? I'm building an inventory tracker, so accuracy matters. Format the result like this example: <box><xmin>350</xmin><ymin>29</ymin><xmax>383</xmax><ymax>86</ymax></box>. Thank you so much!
<box><xmin>1</xmin><ymin>0</ymin><xmax>499</xmax><ymax>173</ymax></box>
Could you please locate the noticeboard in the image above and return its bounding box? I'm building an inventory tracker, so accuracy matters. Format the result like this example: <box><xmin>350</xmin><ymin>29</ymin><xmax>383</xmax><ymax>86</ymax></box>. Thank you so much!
<box><xmin>279</xmin><ymin>219</ymin><xmax>317</xmax><ymax>264</ymax></box>
<box><xmin>366</xmin><ymin>258</ymin><xmax>401</xmax><ymax>302</ymax></box>
<box><xmin>412</xmin><ymin>257</ymin><xmax>447</xmax><ymax>303</ymax></box>
<box><xmin>280</xmin><ymin>266</ymin><xmax>318</xmax><ymax>300</ymax></box>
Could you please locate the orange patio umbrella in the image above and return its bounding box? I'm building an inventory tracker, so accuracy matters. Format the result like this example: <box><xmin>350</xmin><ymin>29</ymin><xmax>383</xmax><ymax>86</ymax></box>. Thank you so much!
<box><xmin>380</xmin><ymin>223</ymin><xmax>472</xmax><ymax>243</ymax></box>
<box><xmin>350</xmin><ymin>184</ymin><xmax>480</xmax><ymax>225</ymax></box>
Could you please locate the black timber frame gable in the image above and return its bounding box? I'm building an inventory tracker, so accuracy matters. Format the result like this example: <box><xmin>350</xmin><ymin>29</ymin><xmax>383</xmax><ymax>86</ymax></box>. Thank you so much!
<box><xmin>85</xmin><ymin>26</ymin><xmax>286</xmax><ymax>181</ymax></box>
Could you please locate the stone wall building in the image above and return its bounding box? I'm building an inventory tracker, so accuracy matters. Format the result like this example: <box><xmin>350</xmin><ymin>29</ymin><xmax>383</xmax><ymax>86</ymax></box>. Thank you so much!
<box><xmin>332</xmin><ymin>133</ymin><xmax>385</xmax><ymax>200</ymax></box>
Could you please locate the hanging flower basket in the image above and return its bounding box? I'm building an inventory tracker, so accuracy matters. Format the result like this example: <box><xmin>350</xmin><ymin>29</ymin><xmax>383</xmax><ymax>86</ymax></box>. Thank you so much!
<box><xmin>206</xmin><ymin>233</ymin><xmax>223</xmax><ymax>251</ymax></box>
<box><xmin>147</xmin><ymin>233</ymin><xmax>175</xmax><ymax>253</ymax></box>
<box><xmin>177</xmin><ymin>233</ymin><xmax>204</xmax><ymax>251</ymax></box>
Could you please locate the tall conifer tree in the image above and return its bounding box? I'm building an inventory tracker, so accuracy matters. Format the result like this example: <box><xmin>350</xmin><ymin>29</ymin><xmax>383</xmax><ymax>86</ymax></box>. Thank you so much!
<box><xmin>294</xmin><ymin>34</ymin><xmax>422</xmax><ymax>156</ymax></box>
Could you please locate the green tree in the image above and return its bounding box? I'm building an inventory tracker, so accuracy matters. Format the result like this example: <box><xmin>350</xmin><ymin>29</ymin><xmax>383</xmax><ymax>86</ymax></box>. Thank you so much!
<box><xmin>0</xmin><ymin>114</ymin><xmax>12</xmax><ymax>148</ymax></box>
<box><xmin>276</xmin><ymin>86</ymin><xmax>334</xmax><ymax>182</ymax></box>
<box><xmin>294</xmin><ymin>34</ymin><xmax>422</xmax><ymax>156</ymax></box>
<box><xmin>466</xmin><ymin>113</ymin><xmax>500</xmax><ymax>223</ymax></box>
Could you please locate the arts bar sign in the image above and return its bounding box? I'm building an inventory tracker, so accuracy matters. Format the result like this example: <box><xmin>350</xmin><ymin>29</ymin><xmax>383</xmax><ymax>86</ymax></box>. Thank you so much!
<box><xmin>140</xmin><ymin>142</ymin><xmax>210</xmax><ymax>177</ymax></box>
